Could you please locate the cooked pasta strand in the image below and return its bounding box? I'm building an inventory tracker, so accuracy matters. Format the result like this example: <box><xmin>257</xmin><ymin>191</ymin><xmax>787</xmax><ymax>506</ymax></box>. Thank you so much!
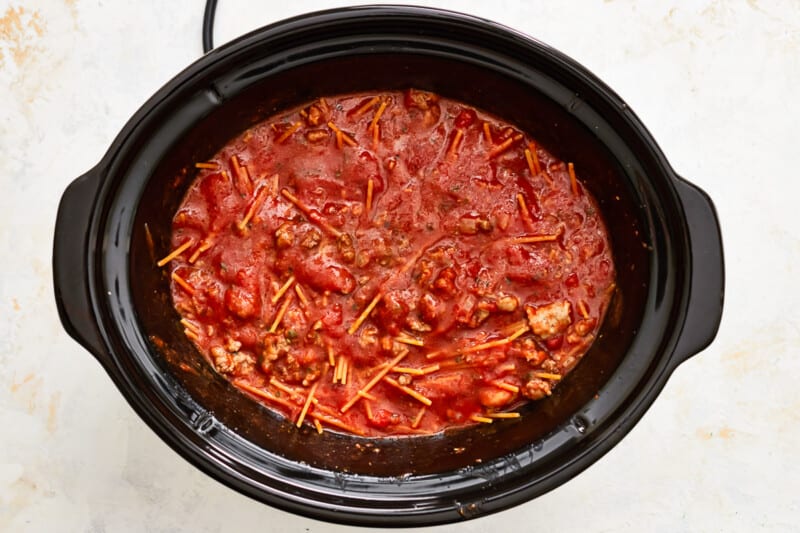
<box><xmin>271</xmin><ymin>275</ymin><xmax>296</xmax><ymax>304</ymax></box>
<box><xmin>269</xmin><ymin>173</ymin><xmax>280</xmax><ymax>195</ymax></box>
<box><xmin>157</xmin><ymin>240</ymin><xmax>193</xmax><ymax>267</ymax></box>
<box><xmin>342</xmin><ymin>131</ymin><xmax>357</xmax><ymax>147</ymax></box>
<box><xmin>482</xmin><ymin>122</ymin><xmax>493</xmax><ymax>144</ymax></box>
<box><xmin>334</xmin><ymin>356</ymin><xmax>350</xmax><ymax>385</ymax></box>
<box><xmin>528</xmin><ymin>142</ymin><xmax>543</xmax><ymax>174</ymax></box>
<box><xmin>269</xmin><ymin>294</ymin><xmax>293</xmax><ymax>333</ymax></box>
<box><xmin>178</xmin><ymin>362</ymin><xmax>197</xmax><ymax>374</ymax></box>
<box><xmin>366</xmin><ymin>179</ymin><xmax>374</xmax><ymax>212</ymax></box>
<box><xmin>327</xmin><ymin>122</ymin><xmax>357</xmax><ymax>147</ymax></box>
<box><xmin>180</xmin><ymin>318</ymin><xmax>201</xmax><ymax>334</ymax></box>
<box><xmin>420</xmin><ymin>364</ymin><xmax>441</xmax><ymax>374</ymax></box>
<box><xmin>188</xmin><ymin>240</ymin><xmax>213</xmax><ymax>264</ymax></box>
<box><xmin>497</xmin><ymin>361</ymin><xmax>517</xmax><ymax>373</ymax></box>
<box><xmin>237</xmin><ymin>186</ymin><xmax>270</xmax><ymax>231</ymax></box>
<box><xmin>507</xmin><ymin>325</ymin><xmax>530</xmax><ymax>341</ymax></box>
<box><xmin>313</xmin><ymin>418</ymin><xmax>324</xmax><ymax>434</ymax></box>
<box><xmin>486</xmin><ymin>412</ymin><xmax>521</xmax><ymax>419</ymax></box>
<box><xmin>235</xmin><ymin>381</ymin><xmax>297</xmax><ymax>411</ymax></box>
<box><xmin>372</xmin><ymin>123</ymin><xmax>380</xmax><ymax>149</ymax></box>
<box><xmin>268</xmin><ymin>378</ymin><xmax>299</xmax><ymax>399</ymax></box>
<box><xmin>493</xmin><ymin>381</ymin><xmax>520</xmax><ymax>393</ymax></box>
<box><xmin>313</xmin><ymin>414</ymin><xmax>364</xmax><ymax>436</ymax></box>
<box><xmin>347</xmin><ymin>292</ymin><xmax>382</xmax><ymax>335</ymax></box>
<box><xmin>340</xmin><ymin>349</ymin><xmax>408</xmax><ymax>413</ymax></box>
<box><xmin>566</xmin><ymin>335</ymin><xmax>595</xmax><ymax>360</ymax></box>
<box><xmin>533</xmin><ymin>372</ymin><xmax>562</xmax><ymax>381</ymax></box>
<box><xmin>568</xmin><ymin>162</ymin><xmax>580</xmax><ymax>195</ymax></box>
<box><xmin>368</xmin><ymin>100</ymin><xmax>388</xmax><ymax>132</ymax></box>
<box><xmin>276</xmin><ymin>121</ymin><xmax>302</xmax><ymax>144</ymax></box>
<box><xmin>463</xmin><ymin>325</ymin><xmax>529</xmax><ymax>353</ymax></box>
<box><xmin>437</xmin><ymin>359</ymin><xmax>481</xmax><ymax>371</ymax></box>
<box><xmin>605</xmin><ymin>282</ymin><xmax>617</xmax><ymax>296</ymax></box>
<box><xmin>470</xmin><ymin>414</ymin><xmax>494</xmax><ymax>424</ymax></box>
<box><xmin>194</xmin><ymin>162</ymin><xmax>219</xmax><ymax>170</ymax></box>
<box><xmin>524</xmin><ymin>148</ymin><xmax>537</xmax><ymax>178</ymax></box>
<box><xmin>412</xmin><ymin>406</ymin><xmax>426</xmax><ymax>428</ymax></box>
<box><xmin>326</xmin><ymin>344</ymin><xmax>335</xmax><ymax>367</ymax></box>
<box><xmin>488</xmin><ymin>133</ymin><xmax>523</xmax><ymax>159</ymax></box>
<box><xmin>280</xmin><ymin>188</ymin><xmax>342</xmax><ymax>237</ymax></box>
<box><xmin>394</xmin><ymin>334</ymin><xmax>424</xmax><ymax>347</ymax></box>
<box><xmin>502</xmin><ymin>319</ymin><xmax>528</xmax><ymax>335</ymax></box>
<box><xmin>511</xmin><ymin>234</ymin><xmax>559</xmax><ymax>244</ymax></box>
<box><xmin>357</xmin><ymin>390</ymin><xmax>378</xmax><ymax>401</ymax></box>
<box><xmin>273</xmin><ymin>378</ymin><xmax>343</xmax><ymax>418</ymax></box>
<box><xmin>308</xmin><ymin>399</ymin><xmax>340</xmax><ymax>419</ymax></box>
<box><xmin>296</xmin><ymin>381</ymin><xmax>319</xmax><ymax>428</ymax></box>
<box><xmin>392</xmin><ymin>366</ymin><xmax>425</xmax><ymax>376</ymax></box>
<box><xmin>171</xmin><ymin>271</ymin><xmax>195</xmax><ymax>295</ymax></box>
<box><xmin>231</xmin><ymin>155</ymin><xmax>252</xmax><ymax>194</ymax></box>
<box><xmin>391</xmin><ymin>233</ymin><xmax>442</xmax><ymax>277</ymax></box>
<box><xmin>294</xmin><ymin>284</ymin><xmax>310</xmax><ymax>306</ymax></box>
<box><xmin>447</xmin><ymin>129</ymin><xmax>464</xmax><ymax>158</ymax></box>
<box><xmin>577</xmin><ymin>299</ymin><xmax>590</xmax><ymax>319</ymax></box>
<box><xmin>516</xmin><ymin>193</ymin><xmax>535</xmax><ymax>231</ymax></box>
<box><xmin>144</xmin><ymin>223</ymin><xmax>155</xmax><ymax>262</ymax></box>
<box><xmin>353</xmin><ymin>95</ymin><xmax>380</xmax><ymax>117</ymax></box>
<box><xmin>384</xmin><ymin>376</ymin><xmax>432</xmax><ymax>406</ymax></box>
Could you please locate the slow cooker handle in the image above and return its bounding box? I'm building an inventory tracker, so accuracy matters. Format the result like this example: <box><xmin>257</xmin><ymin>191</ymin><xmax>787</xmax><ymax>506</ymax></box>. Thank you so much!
<box><xmin>671</xmin><ymin>176</ymin><xmax>724</xmax><ymax>365</ymax></box>
<box><xmin>53</xmin><ymin>167</ymin><xmax>111</xmax><ymax>365</ymax></box>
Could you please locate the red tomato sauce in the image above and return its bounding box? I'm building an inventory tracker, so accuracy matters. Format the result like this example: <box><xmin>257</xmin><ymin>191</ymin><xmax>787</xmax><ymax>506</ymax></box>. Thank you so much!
<box><xmin>164</xmin><ymin>90</ymin><xmax>616</xmax><ymax>436</ymax></box>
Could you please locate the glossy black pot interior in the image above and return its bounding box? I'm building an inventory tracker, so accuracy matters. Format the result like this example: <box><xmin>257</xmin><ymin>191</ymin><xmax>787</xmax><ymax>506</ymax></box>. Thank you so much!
<box><xmin>53</xmin><ymin>6</ymin><xmax>723</xmax><ymax>527</ymax></box>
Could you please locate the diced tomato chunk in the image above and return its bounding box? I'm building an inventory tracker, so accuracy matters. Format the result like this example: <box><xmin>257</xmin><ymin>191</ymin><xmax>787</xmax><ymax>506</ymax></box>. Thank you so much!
<box><xmin>225</xmin><ymin>285</ymin><xmax>258</xmax><ymax>319</ymax></box>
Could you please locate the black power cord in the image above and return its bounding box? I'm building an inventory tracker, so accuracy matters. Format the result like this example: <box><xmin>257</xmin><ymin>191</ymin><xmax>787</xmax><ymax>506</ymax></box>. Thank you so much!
<box><xmin>202</xmin><ymin>0</ymin><xmax>218</xmax><ymax>53</ymax></box>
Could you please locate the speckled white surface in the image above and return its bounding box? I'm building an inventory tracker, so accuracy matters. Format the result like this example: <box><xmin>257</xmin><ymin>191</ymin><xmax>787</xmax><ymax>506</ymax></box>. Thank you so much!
<box><xmin>2</xmin><ymin>0</ymin><xmax>799</xmax><ymax>531</ymax></box>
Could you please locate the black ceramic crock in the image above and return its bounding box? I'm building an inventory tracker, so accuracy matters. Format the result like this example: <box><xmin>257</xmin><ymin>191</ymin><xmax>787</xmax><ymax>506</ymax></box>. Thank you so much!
<box><xmin>53</xmin><ymin>6</ymin><xmax>724</xmax><ymax>527</ymax></box>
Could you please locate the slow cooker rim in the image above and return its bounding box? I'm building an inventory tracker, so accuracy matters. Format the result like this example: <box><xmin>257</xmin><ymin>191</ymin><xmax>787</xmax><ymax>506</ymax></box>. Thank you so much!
<box><xmin>68</xmin><ymin>5</ymin><xmax>708</xmax><ymax>527</ymax></box>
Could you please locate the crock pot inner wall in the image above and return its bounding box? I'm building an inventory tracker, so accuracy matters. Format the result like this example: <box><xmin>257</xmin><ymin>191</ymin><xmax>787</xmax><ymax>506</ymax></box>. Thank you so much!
<box><xmin>127</xmin><ymin>53</ymin><xmax>649</xmax><ymax>475</ymax></box>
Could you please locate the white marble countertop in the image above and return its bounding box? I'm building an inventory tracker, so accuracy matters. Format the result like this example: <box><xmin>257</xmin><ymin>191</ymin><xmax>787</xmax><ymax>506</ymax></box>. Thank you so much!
<box><xmin>2</xmin><ymin>0</ymin><xmax>798</xmax><ymax>531</ymax></box>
